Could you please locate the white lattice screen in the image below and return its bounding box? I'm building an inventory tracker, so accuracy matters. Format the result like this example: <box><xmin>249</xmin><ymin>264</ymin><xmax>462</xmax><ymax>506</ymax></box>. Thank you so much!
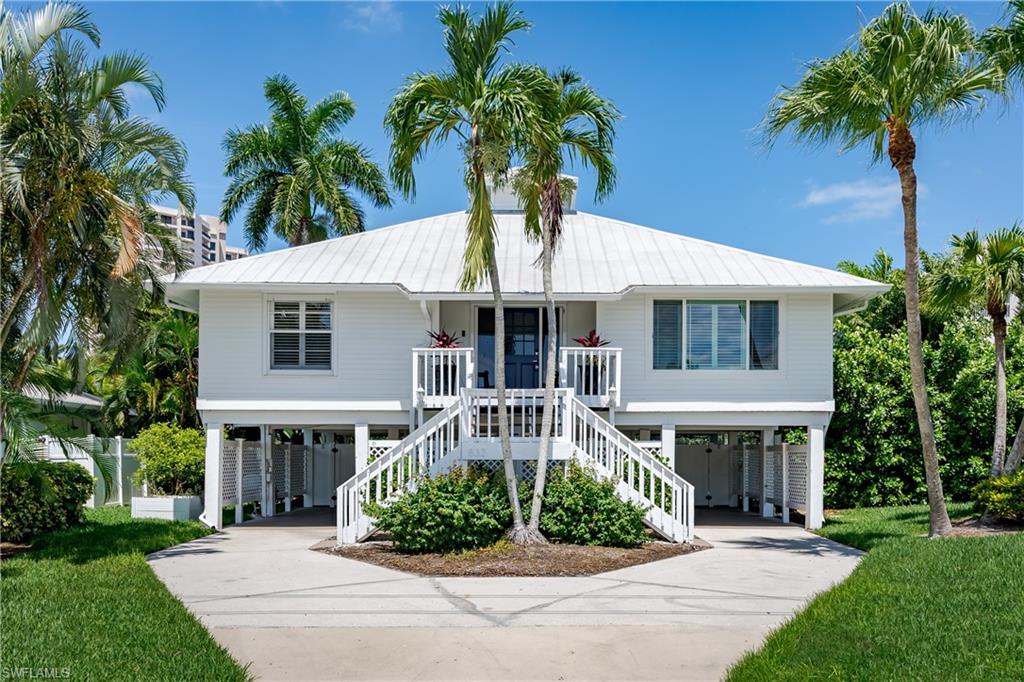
<box><xmin>241</xmin><ymin>443</ymin><xmax>262</xmax><ymax>502</ymax></box>
<box><xmin>222</xmin><ymin>441</ymin><xmax>239</xmax><ymax>504</ymax></box>
<box><xmin>743</xmin><ymin>445</ymin><xmax>761</xmax><ymax>500</ymax></box>
<box><xmin>368</xmin><ymin>440</ymin><xmax>400</xmax><ymax>464</ymax></box>
<box><xmin>785</xmin><ymin>445</ymin><xmax>808</xmax><ymax>511</ymax></box>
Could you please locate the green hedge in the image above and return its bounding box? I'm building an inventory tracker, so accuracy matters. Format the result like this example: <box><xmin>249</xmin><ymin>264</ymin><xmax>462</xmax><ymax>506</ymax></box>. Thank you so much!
<box><xmin>972</xmin><ymin>471</ymin><xmax>1024</xmax><ymax>522</ymax></box>
<box><xmin>364</xmin><ymin>468</ymin><xmax>511</xmax><ymax>553</ymax></box>
<box><xmin>132</xmin><ymin>423</ymin><xmax>205</xmax><ymax>496</ymax></box>
<box><xmin>537</xmin><ymin>461</ymin><xmax>649</xmax><ymax>548</ymax></box>
<box><xmin>1</xmin><ymin>461</ymin><xmax>94</xmax><ymax>543</ymax></box>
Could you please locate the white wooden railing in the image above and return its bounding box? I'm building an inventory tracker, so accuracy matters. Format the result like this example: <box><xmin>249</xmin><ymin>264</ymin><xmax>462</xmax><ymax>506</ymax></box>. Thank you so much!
<box><xmin>337</xmin><ymin>401</ymin><xmax>464</xmax><ymax>543</ymax></box>
<box><xmin>559</xmin><ymin>347</ymin><xmax>622</xmax><ymax>408</ymax></box>
<box><xmin>568</xmin><ymin>396</ymin><xmax>694</xmax><ymax>542</ymax></box>
<box><xmin>462</xmin><ymin>388</ymin><xmax>570</xmax><ymax>439</ymax></box>
<box><xmin>413</xmin><ymin>348</ymin><xmax>475</xmax><ymax>408</ymax></box>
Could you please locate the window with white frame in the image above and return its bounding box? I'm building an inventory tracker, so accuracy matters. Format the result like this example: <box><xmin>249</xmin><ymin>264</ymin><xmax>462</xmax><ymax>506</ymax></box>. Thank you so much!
<box><xmin>269</xmin><ymin>301</ymin><xmax>332</xmax><ymax>370</ymax></box>
<box><xmin>652</xmin><ymin>299</ymin><xmax>779</xmax><ymax>371</ymax></box>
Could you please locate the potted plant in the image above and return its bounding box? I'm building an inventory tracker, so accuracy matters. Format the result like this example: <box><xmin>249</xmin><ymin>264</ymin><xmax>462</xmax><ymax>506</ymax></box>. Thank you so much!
<box><xmin>130</xmin><ymin>423</ymin><xmax>205</xmax><ymax>521</ymax></box>
<box><xmin>572</xmin><ymin>330</ymin><xmax>609</xmax><ymax>395</ymax></box>
<box><xmin>427</xmin><ymin>329</ymin><xmax>461</xmax><ymax>394</ymax></box>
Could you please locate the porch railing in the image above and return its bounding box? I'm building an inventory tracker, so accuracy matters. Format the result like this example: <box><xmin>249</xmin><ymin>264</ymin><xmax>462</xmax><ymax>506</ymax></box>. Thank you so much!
<box><xmin>413</xmin><ymin>347</ymin><xmax>475</xmax><ymax>408</ymax></box>
<box><xmin>559</xmin><ymin>347</ymin><xmax>622</xmax><ymax>408</ymax></box>
<box><xmin>462</xmin><ymin>387</ymin><xmax>571</xmax><ymax>440</ymax></box>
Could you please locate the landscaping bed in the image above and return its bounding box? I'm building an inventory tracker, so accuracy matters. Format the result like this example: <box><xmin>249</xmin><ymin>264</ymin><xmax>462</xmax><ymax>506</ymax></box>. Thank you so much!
<box><xmin>319</xmin><ymin>536</ymin><xmax>707</xmax><ymax>576</ymax></box>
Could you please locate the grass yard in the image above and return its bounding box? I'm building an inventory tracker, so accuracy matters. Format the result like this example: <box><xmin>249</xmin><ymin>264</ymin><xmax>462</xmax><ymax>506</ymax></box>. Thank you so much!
<box><xmin>1</xmin><ymin>506</ymin><xmax>249</xmax><ymax>681</ymax></box>
<box><xmin>728</xmin><ymin>504</ymin><xmax>1024</xmax><ymax>681</ymax></box>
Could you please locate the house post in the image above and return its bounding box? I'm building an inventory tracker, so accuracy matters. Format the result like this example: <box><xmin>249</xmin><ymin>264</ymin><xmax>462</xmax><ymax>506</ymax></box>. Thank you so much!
<box><xmin>302</xmin><ymin>428</ymin><xmax>314</xmax><ymax>508</ymax></box>
<box><xmin>355</xmin><ymin>422</ymin><xmax>369</xmax><ymax>474</ymax></box>
<box><xmin>115</xmin><ymin>436</ymin><xmax>124</xmax><ymax>506</ymax></box>
<box><xmin>235</xmin><ymin>438</ymin><xmax>245</xmax><ymax>525</ymax></box>
<box><xmin>806</xmin><ymin>425</ymin><xmax>825</xmax><ymax>529</ymax></box>
<box><xmin>660</xmin><ymin>424</ymin><xmax>676</xmax><ymax>471</ymax></box>
<box><xmin>261</xmin><ymin>425</ymin><xmax>274</xmax><ymax>518</ymax></box>
<box><xmin>761</xmin><ymin>428</ymin><xmax>775</xmax><ymax>518</ymax></box>
<box><xmin>201</xmin><ymin>422</ymin><xmax>224</xmax><ymax>530</ymax></box>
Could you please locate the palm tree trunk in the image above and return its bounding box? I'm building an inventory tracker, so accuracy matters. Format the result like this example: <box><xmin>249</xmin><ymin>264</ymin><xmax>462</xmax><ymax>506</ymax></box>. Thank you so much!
<box><xmin>529</xmin><ymin>207</ymin><xmax>558</xmax><ymax>534</ymax></box>
<box><xmin>991</xmin><ymin>313</ymin><xmax>1008</xmax><ymax>476</ymax></box>
<box><xmin>1006</xmin><ymin>417</ymin><xmax>1024</xmax><ymax>473</ymax></box>
<box><xmin>489</xmin><ymin>259</ymin><xmax>530</xmax><ymax>541</ymax></box>
<box><xmin>890</xmin><ymin>122</ymin><xmax>952</xmax><ymax>537</ymax></box>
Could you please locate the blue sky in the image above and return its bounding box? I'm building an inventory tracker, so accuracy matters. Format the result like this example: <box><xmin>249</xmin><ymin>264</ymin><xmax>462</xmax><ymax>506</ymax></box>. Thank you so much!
<box><xmin>84</xmin><ymin>1</ymin><xmax>1022</xmax><ymax>270</ymax></box>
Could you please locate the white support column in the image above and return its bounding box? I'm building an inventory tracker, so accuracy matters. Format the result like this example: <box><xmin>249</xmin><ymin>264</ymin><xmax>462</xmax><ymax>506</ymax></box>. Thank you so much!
<box><xmin>302</xmin><ymin>428</ymin><xmax>314</xmax><ymax>508</ymax></box>
<box><xmin>761</xmin><ymin>428</ymin><xmax>775</xmax><ymax>518</ymax></box>
<box><xmin>261</xmin><ymin>425</ymin><xmax>274</xmax><ymax>518</ymax></box>
<box><xmin>806</xmin><ymin>425</ymin><xmax>826</xmax><ymax>530</ymax></box>
<box><xmin>115</xmin><ymin>436</ymin><xmax>124</xmax><ymax>506</ymax></box>
<box><xmin>660</xmin><ymin>424</ymin><xmax>676</xmax><ymax>471</ymax></box>
<box><xmin>202</xmin><ymin>423</ymin><xmax>224</xmax><ymax>530</ymax></box>
<box><xmin>355</xmin><ymin>423</ymin><xmax>370</xmax><ymax>473</ymax></box>
<box><xmin>235</xmin><ymin>438</ymin><xmax>245</xmax><ymax>525</ymax></box>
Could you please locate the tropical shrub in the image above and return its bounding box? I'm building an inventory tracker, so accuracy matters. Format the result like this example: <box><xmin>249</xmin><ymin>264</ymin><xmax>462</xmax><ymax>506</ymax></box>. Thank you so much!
<box><xmin>364</xmin><ymin>468</ymin><xmax>511</xmax><ymax>553</ymax></box>
<box><xmin>972</xmin><ymin>471</ymin><xmax>1024</xmax><ymax>522</ymax></box>
<box><xmin>538</xmin><ymin>462</ymin><xmax>648</xmax><ymax>548</ymax></box>
<box><xmin>0</xmin><ymin>461</ymin><xmax>94</xmax><ymax>543</ymax></box>
<box><xmin>132</xmin><ymin>423</ymin><xmax>205</xmax><ymax>496</ymax></box>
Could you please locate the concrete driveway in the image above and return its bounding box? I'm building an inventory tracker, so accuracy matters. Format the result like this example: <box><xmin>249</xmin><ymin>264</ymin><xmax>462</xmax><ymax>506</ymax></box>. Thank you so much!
<box><xmin>149</xmin><ymin>509</ymin><xmax>861</xmax><ymax>681</ymax></box>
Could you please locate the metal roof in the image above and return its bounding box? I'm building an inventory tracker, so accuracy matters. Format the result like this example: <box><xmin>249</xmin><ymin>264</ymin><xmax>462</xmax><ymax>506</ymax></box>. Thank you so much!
<box><xmin>165</xmin><ymin>211</ymin><xmax>888</xmax><ymax>310</ymax></box>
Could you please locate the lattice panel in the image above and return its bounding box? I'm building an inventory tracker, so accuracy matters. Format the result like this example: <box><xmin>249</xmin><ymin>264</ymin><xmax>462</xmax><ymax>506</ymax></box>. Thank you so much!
<box><xmin>772</xmin><ymin>448</ymin><xmax>784</xmax><ymax>505</ymax></box>
<box><xmin>465</xmin><ymin>459</ymin><xmax>565</xmax><ymax>486</ymax></box>
<box><xmin>730</xmin><ymin>446</ymin><xmax>744</xmax><ymax>498</ymax></box>
<box><xmin>763</xmin><ymin>447</ymin><xmax>776</xmax><ymax>503</ymax></box>
<box><xmin>241</xmin><ymin>443</ymin><xmax>263</xmax><ymax>502</ymax></box>
<box><xmin>289</xmin><ymin>445</ymin><xmax>306</xmax><ymax>496</ymax></box>
<box><xmin>786</xmin><ymin>446</ymin><xmax>808</xmax><ymax>510</ymax></box>
<box><xmin>744</xmin><ymin>446</ymin><xmax>762</xmax><ymax>499</ymax></box>
<box><xmin>222</xmin><ymin>441</ymin><xmax>239</xmax><ymax>504</ymax></box>
<box><xmin>368</xmin><ymin>440</ymin><xmax>400</xmax><ymax>464</ymax></box>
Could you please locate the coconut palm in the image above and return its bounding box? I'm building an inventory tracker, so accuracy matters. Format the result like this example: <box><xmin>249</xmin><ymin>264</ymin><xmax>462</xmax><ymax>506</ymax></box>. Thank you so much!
<box><xmin>924</xmin><ymin>227</ymin><xmax>1024</xmax><ymax>476</ymax></box>
<box><xmin>384</xmin><ymin>2</ymin><xmax>551</xmax><ymax>543</ymax></box>
<box><xmin>221</xmin><ymin>75</ymin><xmax>391</xmax><ymax>251</ymax></box>
<box><xmin>512</xmin><ymin>68</ymin><xmax>619</xmax><ymax>534</ymax></box>
<box><xmin>761</xmin><ymin>2</ymin><xmax>1003</xmax><ymax>537</ymax></box>
<box><xmin>981</xmin><ymin>0</ymin><xmax>1024</xmax><ymax>89</ymax></box>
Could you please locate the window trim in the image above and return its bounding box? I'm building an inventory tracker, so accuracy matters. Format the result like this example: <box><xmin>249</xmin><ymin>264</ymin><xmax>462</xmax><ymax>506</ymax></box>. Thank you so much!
<box><xmin>648</xmin><ymin>297</ymin><xmax>782</xmax><ymax>373</ymax></box>
<box><xmin>263</xmin><ymin>295</ymin><xmax>337</xmax><ymax>375</ymax></box>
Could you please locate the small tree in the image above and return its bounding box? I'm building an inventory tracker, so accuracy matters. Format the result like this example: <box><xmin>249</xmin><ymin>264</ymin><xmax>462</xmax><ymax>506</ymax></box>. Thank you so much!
<box><xmin>133</xmin><ymin>423</ymin><xmax>205</xmax><ymax>496</ymax></box>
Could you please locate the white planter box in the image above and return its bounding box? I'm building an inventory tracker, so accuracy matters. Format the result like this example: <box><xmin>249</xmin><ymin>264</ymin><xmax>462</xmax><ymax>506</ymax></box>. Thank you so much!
<box><xmin>131</xmin><ymin>495</ymin><xmax>203</xmax><ymax>521</ymax></box>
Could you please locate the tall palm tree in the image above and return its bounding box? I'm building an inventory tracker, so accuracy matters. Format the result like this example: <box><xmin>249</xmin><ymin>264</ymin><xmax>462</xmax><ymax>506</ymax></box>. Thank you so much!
<box><xmin>981</xmin><ymin>0</ymin><xmax>1024</xmax><ymax>89</ymax></box>
<box><xmin>385</xmin><ymin>2</ymin><xmax>551</xmax><ymax>543</ymax></box>
<box><xmin>924</xmin><ymin>227</ymin><xmax>1024</xmax><ymax>476</ymax></box>
<box><xmin>761</xmin><ymin>2</ymin><xmax>1002</xmax><ymax>537</ymax></box>
<box><xmin>221</xmin><ymin>75</ymin><xmax>391</xmax><ymax>251</ymax></box>
<box><xmin>513</xmin><ymin>68</ymin><xmax>619</xmax><ymax>534</ymax></box>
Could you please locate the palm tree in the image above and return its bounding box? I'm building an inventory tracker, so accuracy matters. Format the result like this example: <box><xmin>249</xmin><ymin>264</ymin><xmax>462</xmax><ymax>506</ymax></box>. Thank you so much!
<box><xmin>924</xmin><ymin>227</ymin><xmax>1024</xmax><ymax>476</ymax></box>
<box><xmin>512</xmin><ymin>69</ymin><xmax>619</xmax><ymax>535</ymax></box>
<box><xmin>981</xmin><ymin>1</ymin><xmax>1024</xmax><ymax>89</ymax></box>
<box><xmin>761</xmin><ymin>2</ymin><xmax>1002</xmax><ymax>537</ymax></box>
<box><xmin>221</xmin><ymin>75</ymin><xmax>391</xmax><ymax>251</ymax></box>
<box><xmin>385</xmin><ymin>2</ymin><xmax>551</xmax><ymax>543</ymax></box>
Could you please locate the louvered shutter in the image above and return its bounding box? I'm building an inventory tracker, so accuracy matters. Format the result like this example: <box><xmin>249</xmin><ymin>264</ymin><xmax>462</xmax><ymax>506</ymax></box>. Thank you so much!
<box><xmin>749</xmin><ymin>301</ymin><xmax>778</xmax><ymax>370</ymax></box>
<box><xmin>652</xmin><ymin>301</ymin><xmax>682</xmax><ymax>369</ymax></box>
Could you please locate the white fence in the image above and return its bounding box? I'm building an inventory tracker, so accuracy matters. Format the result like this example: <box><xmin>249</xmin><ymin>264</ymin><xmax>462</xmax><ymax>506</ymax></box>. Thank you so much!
<box><xmin>559</xmin><ymin>347</ymin><xmax>622</xmax><ymax>409</ymax></box>
<box><xmin>36</xmin><ymin>435</ymin><xmax>140</xmax><ymax>508</ymax></box>
<box><xmin>221</xmin><ymin>440</ymin><xmax>310</xmax><ymax>522</ymax></box>
<box><xmin>413</xmin><ymin>348</ymin><xmax>475</xmax><ymax>409</ymax></box>
<box><xmin>741</xmin><ymin>442</ymin><xmax>807</xmax><ymax>522</ymax></box>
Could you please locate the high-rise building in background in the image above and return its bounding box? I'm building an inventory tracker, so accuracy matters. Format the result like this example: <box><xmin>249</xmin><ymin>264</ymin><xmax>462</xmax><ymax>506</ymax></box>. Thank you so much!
<box><xmin>151</xmin><ymin>204</ymin><xmax>249</xmax><ymax>267</ymax></box>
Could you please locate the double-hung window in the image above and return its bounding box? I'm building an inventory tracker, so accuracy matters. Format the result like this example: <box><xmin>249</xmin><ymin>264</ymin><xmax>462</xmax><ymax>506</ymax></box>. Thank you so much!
<box><xmin>270</xmin><ymin>301</ymin><xmax>333</xmax><ymax>370</ymax></box>
<box><xmin>686</xmin><ymin>301</ymin><xmax>746</xmax><ymax>369</ymax></box>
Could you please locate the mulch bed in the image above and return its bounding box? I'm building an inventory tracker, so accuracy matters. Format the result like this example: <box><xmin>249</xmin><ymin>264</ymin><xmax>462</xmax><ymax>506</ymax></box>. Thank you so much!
<box><xmin>316</xmin><ymin>537</ymin><xmax>709</xmax><ymax>576</ymax></box>
<box><xmin>948</xmin><ymin>516</ymin><xmax>1023</xmax><ymax>537</ymax></box>
<box><xmin>0</xmin><ymin>542</ymin><xmax>32</xmax><ymax>561</ymax></box>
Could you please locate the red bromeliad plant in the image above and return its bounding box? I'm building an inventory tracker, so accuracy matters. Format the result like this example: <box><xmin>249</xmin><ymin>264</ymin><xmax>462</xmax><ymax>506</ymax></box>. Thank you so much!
<box><xmin>427</xmin><ymin>329</ymin><xmax>460</xmax><ymax>348</ymax></box>
<box><xmin>573</xmin><ymin>330</ymin><xmax>609</xmax><ymax>347</ymax></box>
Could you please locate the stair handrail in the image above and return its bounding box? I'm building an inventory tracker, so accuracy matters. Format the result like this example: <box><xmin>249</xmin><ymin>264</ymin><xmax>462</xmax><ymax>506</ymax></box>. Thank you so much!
<box><xmin>337</xmin><ymin>400</ymin><xmax>463</xmax><ymax>543</ymax></box>
<box><xmin>568</xmin><ymin>396</ymin><xmax>695</xmax><ymax>542</ymax></box>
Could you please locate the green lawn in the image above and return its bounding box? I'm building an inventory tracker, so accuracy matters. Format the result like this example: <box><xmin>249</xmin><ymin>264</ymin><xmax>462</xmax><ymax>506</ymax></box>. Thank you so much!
<box><xmin>728</xmin><ymin>504</ymin><xmax>1024</xmax><ymax>681</ymax></box>
<box><xmin>1</xmin><ymin>506</ymin><xmax>249</xmax><ymax>681</ymax></box>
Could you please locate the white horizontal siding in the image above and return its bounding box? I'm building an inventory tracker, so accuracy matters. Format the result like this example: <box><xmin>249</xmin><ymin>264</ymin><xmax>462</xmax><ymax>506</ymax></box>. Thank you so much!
<box><xmin>597</xmin><ymin>293</ymin><xmax>832</xmax><ymax>404</ymax></box>
<box><xmin>199</xmin><ymin>290</ymin><xmax>427</xmax><ymax>406</ymax></box>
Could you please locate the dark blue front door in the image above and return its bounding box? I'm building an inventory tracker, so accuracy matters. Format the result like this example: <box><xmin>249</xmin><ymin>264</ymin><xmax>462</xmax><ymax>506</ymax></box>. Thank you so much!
<box><xmin>476</xmin><ymin>308</ymin><xmax>540</xmax><ymax>389</ymax></box>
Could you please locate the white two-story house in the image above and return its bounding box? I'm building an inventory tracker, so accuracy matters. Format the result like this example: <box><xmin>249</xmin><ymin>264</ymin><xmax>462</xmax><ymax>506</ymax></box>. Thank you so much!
<box><xmin>166</xmin><ymin>183</ymin><xmax>886</xmax><ymax>543</ymax></box>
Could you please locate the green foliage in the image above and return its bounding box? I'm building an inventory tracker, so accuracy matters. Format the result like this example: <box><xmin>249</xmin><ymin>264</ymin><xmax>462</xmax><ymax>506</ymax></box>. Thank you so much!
<box><xmin>536</xmin><ymin>462</ymin><xmax>648</xmax><ymax>548</ymax></box>
<box><xmin>364</xmin><ymin>468</ymin><xmax>512</xmax><ymax>553</ymax></box>
<box><xmin>0</xmin><ymin>461</ymin><xmax>93</xmax><ymax>543</ymax></box>
<box><xmin>972</xmin><ymin>471</ymin><xmax>1024</xmax><ymax>521</ymax></box>
<box><xmin>2</xmin><ymin>506</ymin><xmax>247</xmax><ymax>680</ymax></box>
<box><xmin>132</xmin><ymin>423</ymin><xmax>205</xmax><ymax>496</ymax></box>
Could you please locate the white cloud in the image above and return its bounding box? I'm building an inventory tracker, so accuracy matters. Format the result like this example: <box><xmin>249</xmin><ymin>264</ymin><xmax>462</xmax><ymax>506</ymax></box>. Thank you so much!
<box><xmin>798</xmin><ymin>178</ymin><xmax>926</xmax><ymax>224</ymax></box>
<box><xmin>343</xmin><ymin>1</ymin><xmax>402</xmax><ymax>33</ymax></box>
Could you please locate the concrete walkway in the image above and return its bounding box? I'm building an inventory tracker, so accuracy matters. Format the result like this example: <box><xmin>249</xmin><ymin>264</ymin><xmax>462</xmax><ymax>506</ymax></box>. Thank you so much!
<box><xmin>149</xmin><ymin>509</ymin><xmax>861</xmax><ymax>681</ymax></box>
